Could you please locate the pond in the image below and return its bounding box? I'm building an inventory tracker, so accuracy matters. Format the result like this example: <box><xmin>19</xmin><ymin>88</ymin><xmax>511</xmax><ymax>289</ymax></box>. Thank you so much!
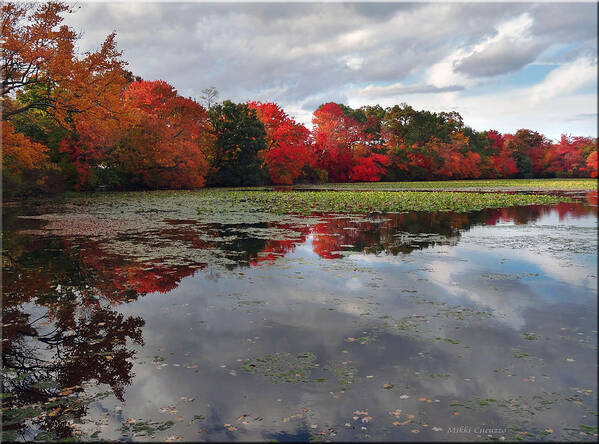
<box><xmin>2</xmin><ymin>190</ymin><xmax>597</xmax><ymax>442</ymax></box>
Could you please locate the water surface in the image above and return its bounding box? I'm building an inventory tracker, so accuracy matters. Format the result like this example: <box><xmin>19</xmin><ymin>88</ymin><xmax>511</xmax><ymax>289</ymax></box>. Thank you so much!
<box><xmin>2</xmin><ymin>191</ymin><xmax>597</xmax><ymax>442</ymax></box>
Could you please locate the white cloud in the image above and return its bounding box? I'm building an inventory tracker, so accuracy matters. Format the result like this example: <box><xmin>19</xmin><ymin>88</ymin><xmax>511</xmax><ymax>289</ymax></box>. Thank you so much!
<box><xmin>530</xmin><ymin>56</ymin><xmax>597</xmax><ymax>104</ymax></box>
<box><xmin>427</xmin><ymin>13</ymin><xmax>539</xmax><ymax>88</ymax></box>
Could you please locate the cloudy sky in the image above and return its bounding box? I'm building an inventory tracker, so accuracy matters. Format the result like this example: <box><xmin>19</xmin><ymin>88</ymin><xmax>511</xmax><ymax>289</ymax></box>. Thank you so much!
<box><xmin>65</xmin><ymin>1</ymin><xmax>597</xmax><ymax>140</ymax></box>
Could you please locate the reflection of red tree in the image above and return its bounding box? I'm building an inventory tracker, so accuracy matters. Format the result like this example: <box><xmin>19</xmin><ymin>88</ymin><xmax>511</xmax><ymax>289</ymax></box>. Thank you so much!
<box><xmin>70</xmin><ymin>235</ymin><xmax>206</xmax><ymax>297</ymax></box>
<box><xmin>249</xmin><ymin>224</ymin><xmax>311</xmax><ymax>266</ymax></box>
<box><xmin>481</xmin><ymin>201</ymin><xmax>597</xmax><ymax>225</ymax></box>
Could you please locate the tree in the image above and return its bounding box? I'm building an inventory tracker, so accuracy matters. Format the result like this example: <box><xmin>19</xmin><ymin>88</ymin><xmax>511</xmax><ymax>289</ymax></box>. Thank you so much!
<box><xmin>311</xmin><ymin>102</ymin><xmax>357</xmax><ymax>182</ymax></box>
<box><xmin>2</xmin><ymin>1</ymin><xmax>131</xmax><ymax>189</ymax></box>
<box><xmin>312</xmin><ymin>102</ymin><xmax>390</xmax><ymax>182</ymax></box>
<box><xmin>544</xmin><ymin>135</ymin><xmax>595</xmax><ymax>178</ymax></box>
<box><xmin>1</xmin><ymin>2</ymin><xmax>128</xmax><ymax>125</ymax></box>
<box><xmin>484</xmin><ymin>131</ymin><xmax>518</xmax><ymax>178</ymax></box>
<box><xmin>1</xmin><ymin>2</ymin><xmax>76</xmax><ymax>117</ymax></box>
<box><xmin>208</xmin><ymin>100</ymin><xmax>267</xmax><ymax>186</ymax></box>
<box><xmin>586</xmin><ymin>151</ymin><xmax>598</xmax><ymax>178</ymax></box>
<box><xmin>115</xmin><ymin>80</ymin><xmax>213</xmax><ymax>189</ymax></box>
<box><xmin>200</xmin><ymin>86</ymin><xmax>219</xmax><ymax>110</ymax></box>
<box><xmin>2</xmin><ymin>120</ymin><xmax>51</xmax><ymax>194</ymax></box>
<box><xmin>247</xmin><ymin>101</ymin><xmax>311</xmax><ymax>185</ymax></box>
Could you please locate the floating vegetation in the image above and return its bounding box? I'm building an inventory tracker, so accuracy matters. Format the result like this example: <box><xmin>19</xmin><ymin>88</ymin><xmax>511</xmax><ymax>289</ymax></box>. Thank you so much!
<box><xmin>293</xmin><ymin>178</ymin><xmax>597</xmax><ymax>191</ymax></box>
<box><xmin>241</xmin><ymin>352</ymin><xmax>317</xmax><ymax>383</ymax></box>
<box><xmin>328</xmin><ymin>362</ymin><xmax>358</xmax><ymax>386</ymax></box>
<box><xmin>523</xmin><ymin>332</ymin><xmax>538</xmax><ymax>341</ymax></box>
<box><xmin>197</xmin><ymin>190</ymin><xmax>574</xmax><ymax>215</ymax></box>
<box><xmin>120</xmin><ymin>419</ymin><xmax>175</xmax><ymax>437</ymax></box>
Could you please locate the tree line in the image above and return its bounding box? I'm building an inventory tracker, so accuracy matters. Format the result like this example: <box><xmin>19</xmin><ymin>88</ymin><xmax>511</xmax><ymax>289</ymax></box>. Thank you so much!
<box><xmin>2</xmin><ymin>2</ymin><xmax>597</xmax><ymax>196</ymax></box>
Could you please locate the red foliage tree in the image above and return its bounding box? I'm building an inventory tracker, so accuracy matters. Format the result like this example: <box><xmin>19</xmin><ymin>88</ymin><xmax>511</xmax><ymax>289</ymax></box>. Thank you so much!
<box><xmin>247</xmin><ymin>101</ymin><xmax>311</xmax><ymax>185</ymax></box>
<box><xmin>486</xmin><ymin>131</ymin><xmax>518</xmax><ymax>178</ymax></box>
<box><xmin>544</xmin><ymin>135</ymin><xmax>596</xmax><ymax>178</ymax></box>
<box><xmin>312</xmin><ymin>103</ymin><xmax>390</xmax><ymax>182</ymax></box>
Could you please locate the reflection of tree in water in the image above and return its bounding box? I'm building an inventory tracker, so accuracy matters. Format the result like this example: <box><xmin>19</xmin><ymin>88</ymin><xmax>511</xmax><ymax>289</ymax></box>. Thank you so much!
<box><xmin>2</xmin><ymin>230</ymin><xmax>145</xmax><ymax>440</ymax></box>
<box><xmin>311</xmin><ymin>212</ymin><xmax>470</xmax><ymax>257</ymax></box>
<box><xmin>238</xmin><ymin>201</ymin><xmax>597</xmax><ymax>262</ymax></box>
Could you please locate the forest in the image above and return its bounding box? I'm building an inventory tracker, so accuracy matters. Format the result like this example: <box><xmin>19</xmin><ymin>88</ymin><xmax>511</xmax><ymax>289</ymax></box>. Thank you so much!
<box><xmin>2</xmin><ymin>2</ymin><xmax>598</xmax><ymax>197</ymax></box>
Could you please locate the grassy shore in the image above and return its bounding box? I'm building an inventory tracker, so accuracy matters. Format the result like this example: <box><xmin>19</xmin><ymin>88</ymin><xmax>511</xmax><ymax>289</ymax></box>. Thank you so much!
<box><xmin>198</xmin><ymin>190</ymin><xmax>575</xmax><ymax>215</ymax></box>
<box><xmin>293</xmin><ymin>178</ymin><xmax>597</xmax><ymax>191</ymax></box>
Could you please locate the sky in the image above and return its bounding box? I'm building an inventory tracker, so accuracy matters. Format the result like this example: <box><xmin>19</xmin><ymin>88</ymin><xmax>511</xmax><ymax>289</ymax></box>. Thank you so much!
<box><xmin>64</xmin><ymin>1</ymin><xmax>598</xmax><ymax>140</ymax></box>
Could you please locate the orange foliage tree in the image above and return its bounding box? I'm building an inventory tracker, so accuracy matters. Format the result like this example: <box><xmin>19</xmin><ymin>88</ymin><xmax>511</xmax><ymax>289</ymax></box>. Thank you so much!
<box><xmin>2</xmin><ymin>121</ymin><xmax>47</xmax><ymax>172</ymax></box>
<box><xmin>586</xmin><ymin>151</ymin><xmax>598</xmax><ymax>178</ymax></box>
<box><xmin>2</xmin><ymin>1</ymin><xmax>131</xmax><ymax>189</ymax></box>
<box><xmin>116</xmin><ymin>80</ymin><xmax>213</xmax><ymax>189</ymax></box>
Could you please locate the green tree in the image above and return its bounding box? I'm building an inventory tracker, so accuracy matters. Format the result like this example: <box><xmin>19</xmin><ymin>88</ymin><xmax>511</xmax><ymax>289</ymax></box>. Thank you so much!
<box><xmin>208</xmin><ymin>100</ymin><xmax>267</xmax><ymax>186</ymax></box>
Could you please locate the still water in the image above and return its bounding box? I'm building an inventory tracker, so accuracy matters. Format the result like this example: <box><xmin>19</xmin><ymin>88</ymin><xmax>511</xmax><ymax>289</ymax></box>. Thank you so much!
<box><xmin>2</xmin><ymin>191</ymin><xmax>597</xmax><ymax>442</ymax></box>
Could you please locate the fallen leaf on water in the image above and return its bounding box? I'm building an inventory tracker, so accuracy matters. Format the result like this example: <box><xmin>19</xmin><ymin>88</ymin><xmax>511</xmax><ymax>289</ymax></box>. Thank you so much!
<box><xmin>453</xmin><ymin>411</ymin><xmax>460</xmax><ymax>416</ymax></box>
<box><xmin>566</xmin><ymin>358</ymin><xmax>575</xmax><ymax>362</ymax></box>
<box><xmin>545</xmin><ymin>429</ymin><xmax>553</xmax><ymax>434</ymax></box>
<box><xmin>104</xmin><ymin>356</ymin><xmax>113</xmax><ymax>360</ymax></box>
<box><xmin>383</xmin><ymin>384</ymin><xmax>394</xmax><ymax>389</ymax></box>
<box><xmin>227</xmin><ymin>426</ymin><xmax>237</xmax><ymax>432</ymax></box>
<box><xmin>411</xmin><ymin>429</ymin><xmax>420</xmax><ymax>434</ymax></box>
<box><xmin>418</xmin><ymin>397</ymin><xmax>426</xmax><ymax>401</ymax></box>
<box><xmin>48</xmin><ymin>408</ymin><xmax>61</xmax><ymax>417</ymax></box>
<box><xmin>361</xmin><ymin>416</ymin><xmax>373</xmax><ymax>423</ymax></box>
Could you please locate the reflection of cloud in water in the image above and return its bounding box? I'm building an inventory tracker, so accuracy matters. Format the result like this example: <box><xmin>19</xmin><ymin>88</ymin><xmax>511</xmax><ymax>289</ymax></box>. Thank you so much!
<box><xmin>345</xmin><ymin>220</ymin><xmax>596</xmax><ymax>331</ymax></box>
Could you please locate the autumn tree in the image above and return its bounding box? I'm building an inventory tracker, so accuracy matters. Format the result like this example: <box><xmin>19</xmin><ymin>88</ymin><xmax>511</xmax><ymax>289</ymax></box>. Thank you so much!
<box><xmin>483</xmin><ymin>130</ymin><xmax>518</xmax><ymax>178</ymax></box>
<box><xmin>503</xmin><ymin>129</ymin><xmax>550</xmax><ymax>178</ymax></box>
<box><xmin>1</xmin><ymin>2</ymin><xmax>128</xmax><ymax>126</ymax></box>
<box><xmin>311</xmin><ymin>102</ymin><xmax>390</xmax><ymax>182</ymax></box>
<box><xmin>544</xmin><ymin>135</ymin><xmax>596</xmax><ymax>178</ymax></box>
<box><xmin>586</xmin><ymin>151</ymin><xmax>598</xmax><ymax>178</ymax></box>
<box><xmin>1</xmin><ymin>120</ymin><xmax>52</xmax><ymax>194</ymax></box>
<box><xmin>247</xmin><ymin>101</ymin><xmax>311</xmax><ymax>185</ymax></box>
<box><xmin>2</xmin><ymin>1</ymin><xmax>131</xmax><ymax>189</ymax></box>
<box><xmin>1</xmin><ymin>2</ymin><xmax>76</xmax><ymax>117</ymax></box>
<box><xmin>114</xmin><ymin>80</ymin><xmax>213</xmax><ymax>189</ymax></box>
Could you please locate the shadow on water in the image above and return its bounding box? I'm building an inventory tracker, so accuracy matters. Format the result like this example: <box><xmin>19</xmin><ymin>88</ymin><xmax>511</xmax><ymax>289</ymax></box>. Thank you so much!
<box><xmin>1</xmin><ymin>191</ymin><xmax>597</xmax><ymax>441</ymax></box>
